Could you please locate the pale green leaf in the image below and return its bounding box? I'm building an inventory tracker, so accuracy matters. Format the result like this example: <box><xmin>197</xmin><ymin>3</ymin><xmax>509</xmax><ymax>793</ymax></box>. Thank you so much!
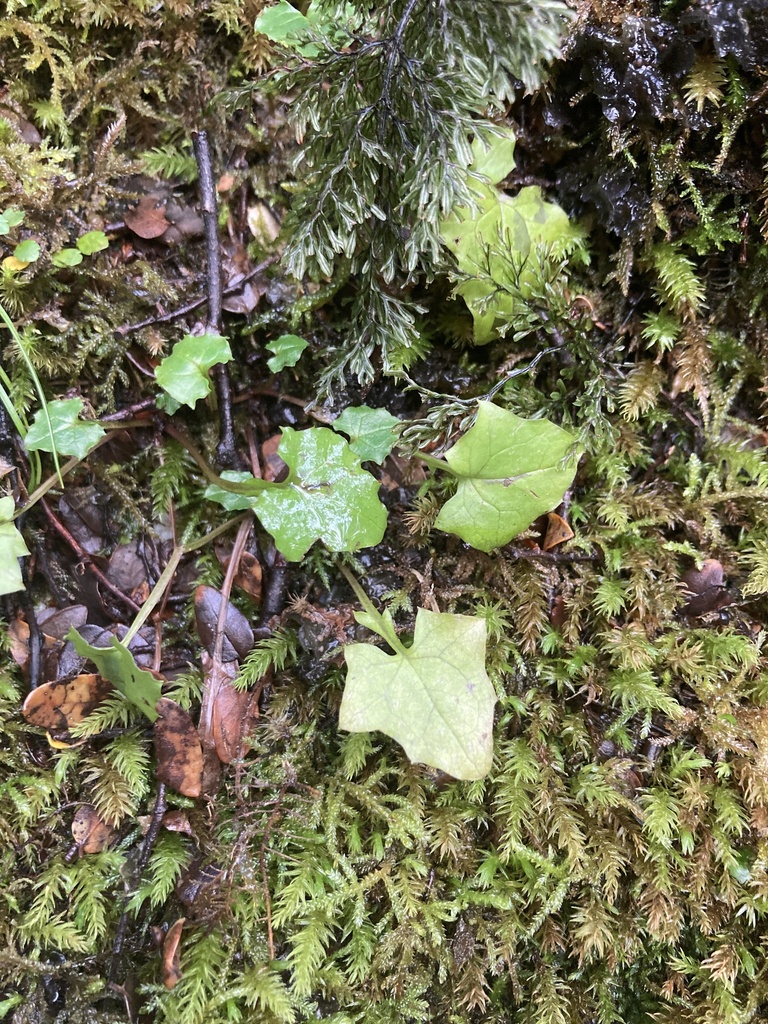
<box><xmin>0</xmin><ymin>495</ymin><xmax>29</xmax><ymax>596</ymax></box>
<box><xmin>470</xmin><ymin>129</ymin><xmax>516</xmax><ymax>185</ymax></box>
<box><xmin>155</xmin><ymin>333</ymin><xmax>232</xmax><ymax>408</ymax></box>
<box><xmin>266</xmin><ymin>333</ymin><xmax>308</xmax><ymax>373</ymax></box>
<box><xmin>254</xmin><ymin>0</ymin><xmax>320</xmax><ymax>56</ymax></box>
<box><xmin>67</xmin><ymin>629</ymin><xmax>161</xmax><ymax>721</ymax></box>
<box><xmin>0</xmin><ymin>209</ymin><xmax>24</xmax><ymax>233</ymax></box>
<box><xmin>332</xmin><ymin>406</ymin><xmax>401</xmax><ymax>463</ymax></box>
<box><xmin>25</xmin><ymin>399</ymin><xmax>105</xmax><ymax>460</ymax></box>
<box><xmin>51</xmin><ymin>248</ymin><xmax>84</xmax><ymax>268</ymax></box>
<box><xmin>434</xmin><ymin>402</ymin><xmax>579</xmax><ymax>552</ymax></box>
<box><xmin>13</xmin><ymin>240</ymin><xmax>40</xmax><ymax>263</ymax></box>
<box><xmin>76</xmin><ymin>230</ymin><xmax>109</xmax><ymax>255</ymax></box>
<box><xmin>442</xmin><ymin>180</ymin><xmax>582</xmax><ymax>343</ymax></box>
<box><xmin>340</xmin><ymin>609</ymin><xmax>495</xmax><ymax>780</ymax></box>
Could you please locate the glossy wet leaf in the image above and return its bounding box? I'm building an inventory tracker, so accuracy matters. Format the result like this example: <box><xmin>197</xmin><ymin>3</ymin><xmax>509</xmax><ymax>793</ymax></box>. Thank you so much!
<box><xmin>205</xmin><ymin>428</ymin><xmax>387</xmax><ymax>561</ymax></box>
<box><xmin>67</xmin><ymin>629</ymin><xmax>161</xmax><ymax>721</ymax></box>
<box><xmin>333</xmin><ymin>405</ymin><xmax>401</xmax><ymax>463</ymax></box>
<box><xmin>0</xmin><ymin>495</ymin><xmax>29</xmax><ymax>595</ymax></box>
<box><xmin>155</xmin><ymin>333</ymin><xmax>232</xmax><ymax>409</ymax></box>
<box><xmin>340</xmin><ymin>609</ymin><xmax>495</xmax><ymax>780</ymax></box>
<box><xmin>434</xmin><ymin>402</ymin><xmax>579</xmax><ymax>552</ymax></box>
<box><xmin>25</xmin><ymin>398</ymin><xmax>105</xmax><ymax>459</ymax></box>
<box><xmin>194</xmin><ymin>585</ymin><xmax>254</xmax><ymax>661</ymax></box>
<box><xmin>153</xmin><ymin>698</ymin><xmax>203</xmax><ymax>798</ymax></box>
<box><xmin>266</xmin><ymin>333</ymin><xmax>308</xmax><ymax>373</ymax></box>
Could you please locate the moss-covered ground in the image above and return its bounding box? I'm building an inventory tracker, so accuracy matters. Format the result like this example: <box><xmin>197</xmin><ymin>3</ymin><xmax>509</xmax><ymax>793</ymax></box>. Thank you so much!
<box><xmin>3</xmin><ymin>2</ymin><xmax>768</xmax><ymax>1022</ymax></box>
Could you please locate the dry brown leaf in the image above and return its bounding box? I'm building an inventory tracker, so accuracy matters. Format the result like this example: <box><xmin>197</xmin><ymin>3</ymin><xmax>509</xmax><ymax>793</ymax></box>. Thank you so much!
<box><xmin>125</xmin><ymin>194</ymin><xmax>170</xmax><ymax>239</ymax></box>
<box><xmin>8</xmin><ymin>616</ymin><xmax>30</xmax><ymax>668</ymax></box>
<box><xmin>162</xmin><ymin>810</ymin><xmax>193</xmax><ymax>835</ymax></box>
<box><xmin>542</xmin><ymin>512</ymin><xmax>574</xmax><ymax>551</ymax></box>
<box><xmin>194</xmin><ymin>585</ymin><xmax>254</xmax><ymax>661</ymax></box>
<box><xmin>71</xmin><ymin>804</ymin><xmax>115</xmax><ymax>854</ymax></box>
<box><xmin>215</xmin><ymin>546</ymin><xmax>263</xmax><ymax>601</ymax></box>
<box><xmin>261</xmin><ymin>434</ymin><xmax>287</xmax><ymax>481</ymax></box>
<box><xmin>22</xmin><ymin>674</ymin><xmax>113</xmax><ymax>732</ymax></box>
<box><xmin>162</xmin><ymin>918</ymin><xmax>185</xmax><ymax>990</ymax></box>
<box><xmin>210</xmin><ymin>663</ymin><xmax>252</xmax><ymax>764</ymax></box>
<box><xmin>153</xmin><ymin>698</ymin><xmax>203</xmax><ymax>798</ymax></box>
<box><xmin>681</xmin><ymin>558</ymin><xmax>732</xmax><ymax>616</ymax></box>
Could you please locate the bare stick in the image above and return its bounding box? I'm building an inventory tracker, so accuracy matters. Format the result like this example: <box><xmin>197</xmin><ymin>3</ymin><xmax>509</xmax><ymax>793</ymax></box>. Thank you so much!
<box><xmin>41</xmin><ymin>499</ymin><xmax>142</xmax><ymax>615</ymax></box>
<box><xmin>115</xmin><ymin>257</ymin><xmax>279</xmax><ymax>337</ymax></box>
<box><xmin>108</xmin><ymin>783</ymin><xmax>167</xmax><ymax>983</ymax></box>
<box><xmin>192</xmin><ymin>129</ymin><xmax>238</xmax><ymax>468</ymax></box>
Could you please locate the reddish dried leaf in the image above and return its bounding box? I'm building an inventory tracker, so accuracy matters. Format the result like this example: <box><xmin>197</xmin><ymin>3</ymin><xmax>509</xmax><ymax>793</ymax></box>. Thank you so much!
<box><xmin>211</xmin><ymin>664</ymin><xmax>250</xmax><ymax>764</ymax></box>
<box><xmin>71</xmin><ymin>804</ymin><xmax>115</xmax><ymax>853</ymax></box>
<box><xmin>162</xmin><ymin>918</ymin><xmax>185</xmax><ymax>990</ymax></box>
<box><xmin>162</xmin><ymin>810</ymin><xmax>193</xmax><ymax>835</ymax></box>
<box><xmin>215</xmin><ymin>546</ymin><xmax>263</xmax><ymax>601</ymax></box>
<box><xmin>153</xmin><ymin>698</ymin><xmax>203</xmax><ymax>798</ymax></box>
<box><xmin>22</xmin><ymin>674</ymin><xmax>113</xmax><ymax>732</ymax></box>
<box><xmin>194</xmin><ymin>585</ymin><xmax>254</xmax><ymax>661</ymax></box>
<box><xmin>681</xmin><ymin>559</ymin><xmax>732</xmax><ymax>616</ymax></box>
<box><xmin>125</xmin><ymin>195</ymin><xmax>170</xmax><ymax>239</ymax></box>
<box><xmin>8</xmin><ymin>616</ymin><xmax>30</xmax><ymax>668</ymax></box>
<box><xmin>261</xmin><ymin>434</ymin><xmax>287</xmax><ymax>481</ymax></box>
<box><xmin>542</xmin><ymin>512</ymin><xmax>574</xmax><ymax>551</ymax></box>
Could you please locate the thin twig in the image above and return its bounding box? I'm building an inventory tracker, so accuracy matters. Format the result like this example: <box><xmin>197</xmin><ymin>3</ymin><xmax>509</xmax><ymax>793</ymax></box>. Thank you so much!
<box><xmin>114</xmin><ymin>257</ymin><xmax>279</xmax><ymax>336</ymax></box>
<box><xmin>507</xmin><ymin>546</ymin><xmax>598</xmax><ymax>564</ymax></box>
<box><xmin>108</xmin><ymin>783</ymin><xmax>167</xmax><ymax>983</ymax></box>
<box><xmin>253</xmin><ymin>552</ymin><xmax>288</xmax><ymax>639</ymax></box>
<box><xmin>192</xmin><ymin>129</ymin><xmax>238</xmax><ymax>468</ymax></box>
<box><xmin>259</xmin><ymin>786</ymin><xmax>287</xmax><ymax>961</ymax></box>
<box><xmin>40</xmin><ymin>499</ymin><xmax>142</xmax><ymax>614</ymax></box>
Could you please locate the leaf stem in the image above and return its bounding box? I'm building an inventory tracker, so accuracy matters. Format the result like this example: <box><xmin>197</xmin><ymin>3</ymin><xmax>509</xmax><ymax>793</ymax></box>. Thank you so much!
<box><xmin>163</xmin><ymin>421</ymin><xmax>274</xmax><ymax>494</ymax></box>
<box><xmin>0</xmin><ymin>302</ymin><xmax>62</xmax><ymax>486</ymax></box>
<box><xmin>337</xmin><ymin>562</ymin><xmax>407</xmax><ymax>655</ymax></box>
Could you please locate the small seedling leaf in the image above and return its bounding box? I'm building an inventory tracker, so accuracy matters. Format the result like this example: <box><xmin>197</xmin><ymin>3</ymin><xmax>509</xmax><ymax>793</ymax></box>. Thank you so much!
<box><xmin>51</xmin><ymin>248</ymin><xmax>84</xmax><ymax>268</ymax></box>
<box><xmin>434</xmin><ymin>402</ymin><xmax>579</xmax><ymax>551</ymax></box>
<box><xmin>155</xmin><ymin>333</ymin><xmax>233</xmax><ymax>408</ymax></box>
<box><xmin>0</xmin><ymin>495</ymin><xmax>29</xmax><ymax>596</ymax></box>
<box><xmin>340</xmin><ymin>609</ymin><xmax>495</xmax><ymax>780</ymax></box>
<box><xmin>76</xmin><ymin>230</ymin><xmax>109</xmax><ymax>254</ymax></box>
<box><xmin>333</xmin><ymin>406</ymin><xmax>401</xmax><ymax>463</ymax></box>
<box><xmin>470</xmin><ymin>128</ymin><xmax>516</xmax><ymax>185</ymax></box>
<box><xmin>12</xmin><ymin>239</ymin><xmax>40</xmax><ymax>263</ymax></box>
<box><xmin>25</xmin><ymin>398</ymin><xmax>105</xmax><ymax>459</ymax></box>
<box><xmin>0</xmin><ymin>208</ymin><xmax>24</xmax><ymax>233</ymax></box>
<box><xmin>266</xmin><ymin>333</ymin><xmax>308</xmax><ymax>373</ymax></box>
<box><xmin>67</xmin><ymin>629</ymin><xmax>161</xmax><ymax>721</ymax></box>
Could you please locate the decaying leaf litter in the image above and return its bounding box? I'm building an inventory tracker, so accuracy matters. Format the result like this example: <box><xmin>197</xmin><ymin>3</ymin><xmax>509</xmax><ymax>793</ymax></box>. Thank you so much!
<box><xmin>3</xmin><ymin>1</ymin><xmax>768</xmax><ymax>1022</ymax></box>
